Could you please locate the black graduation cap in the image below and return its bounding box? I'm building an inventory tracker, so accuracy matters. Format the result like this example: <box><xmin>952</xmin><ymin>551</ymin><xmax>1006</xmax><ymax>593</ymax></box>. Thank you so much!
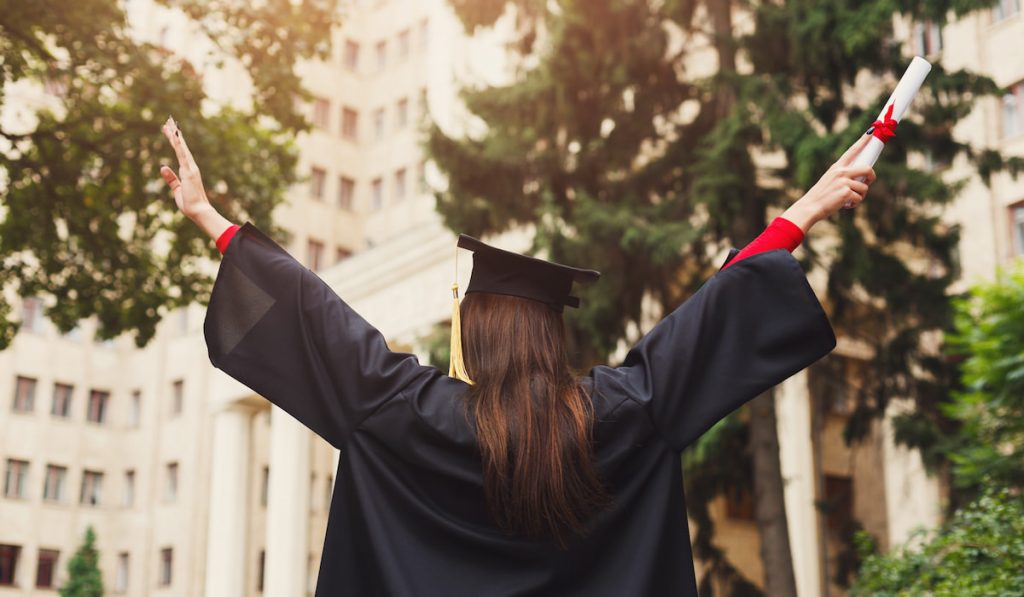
<box><xmin>457</xmin><ymin>234</ymin><xmax>600</xmax><ymax>312</ymax></box>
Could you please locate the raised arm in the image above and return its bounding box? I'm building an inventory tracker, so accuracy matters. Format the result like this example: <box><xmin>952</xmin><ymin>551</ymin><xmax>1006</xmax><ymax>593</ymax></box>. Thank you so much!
<box><xmin>602</xmin><ymin>134</ymin><xmax>876</xmax><ymax>450</ymax></box>
<box><xmin>160</xmin><ymin>117</ymin><xmax>236</xmax><ymax>244</ymax></box>
<box><xmin>159</xmin><ymin>117</ymin><xmax>436</xmax><ymax>448</ymax></box>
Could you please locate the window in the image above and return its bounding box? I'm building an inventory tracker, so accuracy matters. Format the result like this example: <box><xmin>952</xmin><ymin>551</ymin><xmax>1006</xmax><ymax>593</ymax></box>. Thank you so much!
<box><xmin>1012</xmin><ymin>203</ymin><xmax>1024</xmax><ymax>256</ymax></box>
<box><xmin>165</xmin><ymin>463</ymin><xmax>178</xmax><ymax>503</ymax></box>
<box><xmin>307</xmin><ymin>238</ymin><xmax>324</xmax><ymax>272</ymax></box>
<box><xmin>260</xmin><ymin>466</ymin><xmax>269</xmax><ymax>507</ymax></box>
<box><xmin>335</xmin><ymin>247</ymin><xmax>352</xmax><ymax>264</ymax></box>
<box><xmin>419</xmin><ymin>19</ymin><xmax>429</xmax><ymax>51</ymax></box>
<box><xmin>87</xmin><ymin>390</ymin><xmax>109</xmax><ymax>424</ymax></box>
<box><xmin>341</xmin><ymin>107</ymin><xmax>359</xmax><ymax>141</ymax></box>
<box><xmin>419</xmin><ymin>87</ymin><xmax>428</xmax><ymax>119</ymax></box>
<box><xmin>123</xmin><ymin>470</ymin><xmax>135</xmax><ymax>507</ymax></box>
<box><xmin>912</xmin><ymin>19</ymin><xmax>942</xmax><ymax>56</ymax></box>
<box><xmin>35</xmin><ymin>549</ymin><xmax>58</xmax><ymax>589</ymax></box>
<box><xmin>129</xmin><ymin>390</ymin><xmax>141</xmax><ymax>428</ymax></box>
<box><xmin>307</xmin><ymin>553</ymin><xmax>318</xmax><ymax>594</ymax></box>
<box><xmin>43</xmin><ymin>465</ymin><xmax>67</xmax><ymax>502</ymax></box>
<box><xmin>371</xmin><ymin>178</ymin><xmax>384</xmax><ymax>211</ymax></box>
<box><xmin>80</xmin><ymin>470</ymin><xmax>103</xmax><ymax>506</ymax></box>
<box><xmin>115</xmin><ymin>552</ymin><xmax>129</xmax><ymax>593</ymax></box>
<box><xmin>343</xmin><ymin>39</ymin><xmax>360</xmax><ymax>71</ymax></box>
<box><xmin>375</xmin><ymin>40</ymin><xmax>387</xmax><ymax>72</ymax></box>
<box><xmin>159</xmin><ymin>548</ymin><xmax>173</xmax><ymax>586</ymax></box>
<box><xmin>51</xmin><ymin>383</ymin><xmax>73</xmax><ymax>418</ymax></box>
<box><xmin>724</xmin><ymin>486</ymin><xmax>754</xmax><ymax>521</ymax></box>
<box><xmin>256</xmin><ymin>550</ymin><xmax>266</xmax><ymax>592</ymax></box>
<box><xmin>373</xmin><ymin>107</ymin><xmax>386</xmax><ymax>141</ymax></box>
<box><xmin>993</xmin><ymin>0</ymin><xmax>1021</xmax><ymax>22</ymax></box>
<box><xmin>1003</xmin><ymin>81</ymin><xmax>1024</xmax><ymax>140</ymax></box>
<box><xmin>418</xmin><ymin>160</ymin><xmax>429</xmax><ymax>193</ymax></box>
<box><xmin>325</xmin><ymin>474</ymin><xmax>334</xmax><ymax>510</ymax></box>
<box><xmin>43</xmin><ymin>75</ymin><xmax>68</xmax><ymax>97</ymax></box>
<box><xmin>0</xmin><ymin>545</ymin><xmax>20</xmax><ymax>586</ymax></box>
<box><xmin>310</xmin><ymin>167</ymin><xmax>327</xmax><ymax>201</ymax></box>
<box><xmin>823</xmin><ymin>475</ymin><xmax>854</xmax><ymax>533</ymax></box>
<box><xmin>338</xmin><ymin>176</ymin><xmax>355</xmax><ymax>210</ymax></box>
<box><xmin>312</xmin><ymin>97</ymin><xmax>330</xmax><ymax>130</ymax></box>
<box><xmin>394</xmin><ymin>168</ymin><xmax>407</xmax><ymax>202</ymax></box>
<box><xmin>171</xmin><ymin>379</ymin><xmax>183</xmax><ymax>416</ymax></box>
<box><xmin>398</xmin><ymin>29</ymin><xmax>411</xmax><ymax>60</ymax></box>
<box><xmin>21</xmin><ymin>296</ymin><xmax>44</xmax><ymax>333</ymax></box>
<box><xmin>4</xmin><ymin>459</ymin><xmax>28</xmax><ymax>499</ymax></box>
<box><xmin>396</xmin><ymin>98</ymin><xmax>409</xmax><ymax>129</ymax></box>
<box><xmin>13</xmin><ymin>376</ymin><xmax>36</xmax><ymax>413</ymax></box>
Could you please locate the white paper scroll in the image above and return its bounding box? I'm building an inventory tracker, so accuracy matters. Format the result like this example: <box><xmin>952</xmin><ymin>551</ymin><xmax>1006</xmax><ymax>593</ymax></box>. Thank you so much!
<box><xmin>844</xmin><ymin>56</ymin><xmax>932</xmax><ymax>206</ymax></box>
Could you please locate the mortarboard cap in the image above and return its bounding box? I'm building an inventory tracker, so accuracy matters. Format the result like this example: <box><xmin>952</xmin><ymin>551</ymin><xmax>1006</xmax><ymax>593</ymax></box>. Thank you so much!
<box><xmin>448</xmin><ymin>234</ymin><xmax>600</xmax><ymax>384</ymax></box>
<box><xmin>457</xmin><ymin>234</ymin><xmax>600</xmax><ymax>312</ymax></box>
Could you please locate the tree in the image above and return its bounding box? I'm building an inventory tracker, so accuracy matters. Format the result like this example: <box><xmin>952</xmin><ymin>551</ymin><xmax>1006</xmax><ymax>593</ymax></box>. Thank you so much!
<box><xmin>427</xmin><ymin>0</ymin><xmax>1023</xmax><ymax>592</ymax></box>
<box><xmin>60</xmin><ymin>526</ymin><xmax>103</xmax><ymax>597</ymax></box>
<box><xmin>0</xmin><ymin>0</ymin><xmax>339</xmax><ymax>349</ymax></box>
<box><xmin>851</xmin><ymin>489</ymin><xmax>1024</xmax><ymax>595</ymax></box>
<box><xmin>896</xmin><ymin>262</ymin><xmax>1024</xmax><ymax>507</ymax></box>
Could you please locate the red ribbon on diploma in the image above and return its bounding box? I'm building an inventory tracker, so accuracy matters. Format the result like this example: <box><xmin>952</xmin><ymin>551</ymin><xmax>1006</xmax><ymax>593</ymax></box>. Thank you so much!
<box><xmin>869</xmin><ymin>103</ymin><xmax>898</xmax><ymax>143</ymax></box>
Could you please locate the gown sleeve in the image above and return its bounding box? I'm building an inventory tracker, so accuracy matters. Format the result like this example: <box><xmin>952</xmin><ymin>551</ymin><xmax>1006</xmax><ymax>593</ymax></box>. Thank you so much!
<box><xmin>611</xmin><ymin>246</ymin><xmax>836</xmax><ymax>451</ymax></box>
<box><xmin>203</xmin><ymin>222</ymin><xmax>435</xmax><ymax>449</ymax></box>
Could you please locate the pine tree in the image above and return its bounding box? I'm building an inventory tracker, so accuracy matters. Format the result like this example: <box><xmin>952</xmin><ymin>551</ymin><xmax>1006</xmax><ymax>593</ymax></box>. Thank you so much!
<box><xmin>428</xmin><ymin>0</ymin><xmax>1023</xmax><ymax>592</ymax></box>
<box><xmin>60</xmin><ymin>526</ymin><xmax>103</xmax><ymax>597</ymax></box>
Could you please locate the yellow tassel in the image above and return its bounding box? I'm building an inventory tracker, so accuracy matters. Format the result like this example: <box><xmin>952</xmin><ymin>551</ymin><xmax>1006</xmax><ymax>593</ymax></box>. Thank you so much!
<box><xmin>449</xmin><ymin>282</ymin><xmax>474</xmax><ymax>384</ymax></box>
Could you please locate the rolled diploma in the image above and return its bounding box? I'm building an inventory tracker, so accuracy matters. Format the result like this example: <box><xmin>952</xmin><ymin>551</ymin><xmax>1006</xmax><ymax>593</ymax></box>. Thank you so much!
<box><xmin>843</xmin><ymin>56</ymin><xmax>931</xmax><ymax>206</ymax></box>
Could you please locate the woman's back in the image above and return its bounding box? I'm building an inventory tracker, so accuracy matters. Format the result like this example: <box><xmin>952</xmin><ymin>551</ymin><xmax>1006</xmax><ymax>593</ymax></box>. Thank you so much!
<box><xmin>319</xmin><ymin>368</ymin><xmax>693</xmax><ymax>596</ymax></box>
<box><xmin>204</xmin><ymin>221</ymin><xmax>835</xmax><ymax>596</ymax></box>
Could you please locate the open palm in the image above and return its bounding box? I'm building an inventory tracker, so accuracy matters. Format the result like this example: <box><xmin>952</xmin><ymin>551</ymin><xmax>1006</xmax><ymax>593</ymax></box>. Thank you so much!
<box><xmin>160</xmin><ymin>116</ymin><xmax>209</xmax><ymax>219</ymax></box>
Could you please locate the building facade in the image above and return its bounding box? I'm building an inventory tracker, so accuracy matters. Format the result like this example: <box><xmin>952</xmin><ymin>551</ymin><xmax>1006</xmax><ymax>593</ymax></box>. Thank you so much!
<box><xmin>1</xmin><ymin>1</ymin><xmax>1022</xmax><ymax>595</ymax></box>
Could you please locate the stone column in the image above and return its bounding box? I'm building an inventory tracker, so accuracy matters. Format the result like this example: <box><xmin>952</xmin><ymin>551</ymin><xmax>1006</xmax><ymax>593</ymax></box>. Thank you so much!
<box><xmin>204</xmin><ymin>402</ymin><xmax>253</xmax><ymax>597</ymax></box>
<box><xmin>264</xmin><ymin>406</ymin><xmax>311</xmax><ymax>597</ymax></box>
<box><xmin>775</xmin><ymin>370</ymin><xmax>822</xmax><ymax>597</ymax></box>
<box><xmin>882</xmin><ymin>398</ymin><xmax>941</xmax><ymax>545</ymax></box>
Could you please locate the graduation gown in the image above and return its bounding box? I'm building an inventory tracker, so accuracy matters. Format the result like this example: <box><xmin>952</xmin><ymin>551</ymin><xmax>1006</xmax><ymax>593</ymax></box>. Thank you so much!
<box><xmin>204</xmin><ymin>222</ymin><xmax>836</xmax><ymax>596</ymax></box>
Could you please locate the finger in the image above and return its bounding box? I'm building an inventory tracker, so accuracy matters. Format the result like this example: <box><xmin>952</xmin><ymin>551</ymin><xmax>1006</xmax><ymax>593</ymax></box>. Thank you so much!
<box><xmin>842</xmin><ymin>164</ymin><xmax>875</xmax><ymax>183</ymax></box>
<box><xmin>163</xmin><ymin>119</ymin><xmax>191</xmax><ymax>171</ymax></box>
<box><xmin>836</xmin><ymin>133</ymin><xmax>873</xmax><ymax>168</ymax></box>
<box><xmin>160</xmin><ymin>165</ymin><xmax>181</xmax><ymax>191</ymax></box>
<box><xmin>168</xmin><ymin>116</ymin><xmax>200</xmax><ymax>172</ymax></box>
<box><xmin>848</xmin><ymin>179</ymin><xmax>869</xmax><ymax>196</ymax></box>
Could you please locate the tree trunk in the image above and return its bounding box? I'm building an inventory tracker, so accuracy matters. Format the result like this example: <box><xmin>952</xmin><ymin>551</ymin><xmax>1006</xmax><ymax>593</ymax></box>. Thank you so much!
<box><xmin>748</xmin><ymin>388</ymin><xmax>799</xmax><ymax>597</ymax></box>
<box><xmin>707</xmin><ymin>0</ymin><xmax>801</xmax><ymax>591</ymax></box>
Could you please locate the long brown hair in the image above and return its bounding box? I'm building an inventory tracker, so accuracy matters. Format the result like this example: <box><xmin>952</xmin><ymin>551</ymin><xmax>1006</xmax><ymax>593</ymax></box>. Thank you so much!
<box><xmin>460</xmin><ymin>292</ymin><xmax>612</xmax><ymax>546</ymax></box>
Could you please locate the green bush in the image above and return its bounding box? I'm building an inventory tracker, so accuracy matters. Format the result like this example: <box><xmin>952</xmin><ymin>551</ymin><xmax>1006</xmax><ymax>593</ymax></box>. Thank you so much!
<box><xmin>851</xmin><ymin>489</ymin><xmax>1024</xmax><ymax>595</ymax></box>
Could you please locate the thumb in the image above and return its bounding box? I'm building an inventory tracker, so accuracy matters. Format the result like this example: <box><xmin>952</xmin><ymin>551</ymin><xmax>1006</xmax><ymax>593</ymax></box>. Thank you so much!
<box><xmin>160</xmin><ymin>165</ymin><xmax>181</xmax><ymax>191</ymax></box>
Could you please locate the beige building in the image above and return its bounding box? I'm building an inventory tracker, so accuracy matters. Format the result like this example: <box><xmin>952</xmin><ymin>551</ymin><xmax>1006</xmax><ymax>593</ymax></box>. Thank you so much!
<box><xmin>1</xmin><ymin>1</ymin><xmax>1022</xmax><ymax>596</ymax></box>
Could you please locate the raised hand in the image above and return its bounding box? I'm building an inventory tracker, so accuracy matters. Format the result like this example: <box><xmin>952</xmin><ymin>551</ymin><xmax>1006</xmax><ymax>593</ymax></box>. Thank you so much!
<box><xmin>782</xmin><ymin>134</ymin><xmax>877</xmax><ymax>233</ymax></box>
<box><xmin>160</xmin><ymin>116</ymin><xmax>234</xmax><ymax>242</ymax></box>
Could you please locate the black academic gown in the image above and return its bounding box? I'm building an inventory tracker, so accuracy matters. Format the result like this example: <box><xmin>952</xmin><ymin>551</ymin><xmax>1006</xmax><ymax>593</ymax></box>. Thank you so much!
<box><xmin>204</xmin><ymin>222</ymin><xmax>836</xmax><ymax>597</ymax></box>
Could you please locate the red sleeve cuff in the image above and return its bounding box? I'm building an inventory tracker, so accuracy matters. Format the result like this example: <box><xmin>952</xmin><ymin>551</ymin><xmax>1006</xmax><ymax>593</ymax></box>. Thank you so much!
<box><xmin>721</xmin><ymin>216</ymin><xmax>805</xmax><ymax>270</ymax></box>
<box><xmin>772</xmin><ymin>216</ymin><xmax>805</xmax><ymax>251</ymax></box>
<box><xmin>216</xmin><ymin>224</ymin><xmax>241</xmax><ymax>255</ymax></box>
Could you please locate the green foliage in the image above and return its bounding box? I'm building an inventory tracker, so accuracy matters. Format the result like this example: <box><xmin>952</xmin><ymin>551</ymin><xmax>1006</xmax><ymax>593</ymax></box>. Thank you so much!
<box><xmin>899</xmin><ymin>263</ymin><xmax>1024</xmax><ymax>499</ymax></box>
<box><xmin>421</xmin><ymin>320</ymin><xmax>453</xmax><ymax>370</ymax></box>
<box><xmin>60</xmin><ymin>526</ymin><xmax>103</xmax><ymax>597</ymax></box>
<box><xmin>851</xmin><ymin>489</ymin><xmax>1024</xmax><ymax>595</ymax></box>
<box><xmin>0</xmin><ymin>0</ymin><xmax>338</xmax><ymax>348</ymax></box>
<box><xmin>429</xmin><ymin>0</ymin><xmax>1022</xmax><ymax>588</ymax></box>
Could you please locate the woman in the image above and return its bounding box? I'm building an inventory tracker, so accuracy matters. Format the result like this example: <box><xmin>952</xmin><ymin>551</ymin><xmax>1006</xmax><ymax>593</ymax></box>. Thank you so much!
<box><xmin>160</xmin><ymin>117</ymin><xmax>874</xmax><ymax>596</ymax></box>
